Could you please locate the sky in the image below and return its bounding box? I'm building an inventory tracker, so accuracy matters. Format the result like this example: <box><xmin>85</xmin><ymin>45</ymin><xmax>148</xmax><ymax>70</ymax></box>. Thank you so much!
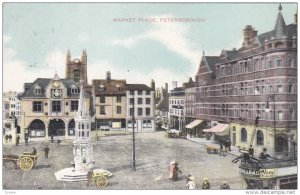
<box><xmin>3</xmin><ymin>2</ymin><xmax>297</xmax><ymax>92</ymax></box>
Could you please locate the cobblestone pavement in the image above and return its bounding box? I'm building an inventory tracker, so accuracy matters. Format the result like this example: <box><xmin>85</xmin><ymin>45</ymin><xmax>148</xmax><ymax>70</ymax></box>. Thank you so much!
<box><xmin>3</xmin><ymin>131</ymin><xmax>242</xmax><ymax>190</ymax></box>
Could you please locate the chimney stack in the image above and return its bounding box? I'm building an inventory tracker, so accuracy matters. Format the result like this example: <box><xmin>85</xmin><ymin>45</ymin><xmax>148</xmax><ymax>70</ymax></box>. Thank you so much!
<box><xmin>165</xmin><ymin>83</ymin><xmax>168</xmax><ymax>94</ymax></box>
<box><xmin>106</xmin><ymin>71</ymin><xmax>111</xmax><ymax>81</ymax></box>
<box><xmin>151</xmin><ymin>79</ymin><xmax>155</xmax><ymax>90</ymax></box>
<box><xmin>243</xmin><ymin>25</ymin><xmax>257</xmax><ymax>47</ymax></box>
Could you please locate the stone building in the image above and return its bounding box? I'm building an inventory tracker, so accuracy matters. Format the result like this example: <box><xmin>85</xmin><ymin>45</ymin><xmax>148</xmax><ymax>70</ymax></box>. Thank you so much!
<box><xmin>125</xmin><ymin>82</ymin><xmax>156</xmax><ymax>131</ymax></box>
<box><xmin>65</xmin><ymin>49</ymin><xmax>88</xmax><ymax>86</ymax></box>
<box><xmin>18</xmin><ymin>73</ymin><xmax>90</xmax><ymax>142</ymax></box>
<box><xmin>190</xmin><ymin>5</ymin><xmax>297</xmax><ymax>157</ymax></box>
<box><xmin>92</xmin><ymin>72</ymin><xmax>127</xmax><ymax>131</ymax></box>
<box><xmin>169</xmin><ymin>81</ymin><xmax>185</xmax><ymax>131</ymax></box>
<box><xmin>3</xmin><ymin>91</ymin><xmax>21</xmax><ymax>144</ymax></box>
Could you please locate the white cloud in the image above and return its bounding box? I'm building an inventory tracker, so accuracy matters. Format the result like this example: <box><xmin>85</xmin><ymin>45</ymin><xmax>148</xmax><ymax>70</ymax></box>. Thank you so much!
<box><xmin>111</xmin><ymin>14</ymin><xmax>202</xmax><ymax>66</ymax></box>
<box><xmin>3</xmin><ymin>35</ymin><xmax>66</xmax><ymax>92</ymax></box>
<box><xmin>111</xmin><ymin>36</ymin><xmax>143</xmax><ymax>48</ymax></box>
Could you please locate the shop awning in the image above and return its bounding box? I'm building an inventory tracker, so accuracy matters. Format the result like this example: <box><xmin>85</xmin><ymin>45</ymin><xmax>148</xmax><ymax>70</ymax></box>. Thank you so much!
<box><xmin>186</xmin><ymin>119</ymin><xmax>203</xmax><ymax>129</ymax></box>
<box><xmin>203</xmin><ymin>123</ymin><xmax>229</xmax><ymax>136</ymax></box>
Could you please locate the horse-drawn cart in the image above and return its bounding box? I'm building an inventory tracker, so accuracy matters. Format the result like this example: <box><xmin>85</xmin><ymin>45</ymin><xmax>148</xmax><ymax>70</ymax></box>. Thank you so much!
<box><xmin>91</xmin><ymin>169</ymin><xmax>113</xmax><ymax>187</ymax></box>
<box><xmin>3</xmin><ymin>152</ymin><xmax>38</xmax><ymax>171</ymax></box>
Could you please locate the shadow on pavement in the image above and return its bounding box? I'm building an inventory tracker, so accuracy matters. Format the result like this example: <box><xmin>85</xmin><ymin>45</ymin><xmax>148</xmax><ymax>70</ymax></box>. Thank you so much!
<box><xmin>34</xmin><ymin>164</ymin><xmax>53</xmax><ymax>169</ymax></box>
<box><xmin>108</xmin><ymin>162</ymin><xmax>149</xmax><ymax>172</ymax></box>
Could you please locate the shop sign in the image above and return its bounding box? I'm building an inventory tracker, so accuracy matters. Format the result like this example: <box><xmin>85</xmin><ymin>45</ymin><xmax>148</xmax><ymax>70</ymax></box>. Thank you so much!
<box><xmin>241</xmin><ymin>168</ymin><xmax>260</xmax><ymax>177</ymax></box>
<box><xmin>241</xmin><ymin>168</ymin><xmax>276</xmax><ymax>178</ymax></box>
<box><xmin>259</xmin><ymin>169</ymin><xmax>276</xmax><ymax>178</ymax></box>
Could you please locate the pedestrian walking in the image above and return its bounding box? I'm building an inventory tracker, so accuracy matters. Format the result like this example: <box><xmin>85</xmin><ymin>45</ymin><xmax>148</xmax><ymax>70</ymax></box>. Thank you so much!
<box><xmin>202</xmin><ymin>177</ymin><xmax>210</xmax><ymax>189</ymax></box>
<box><xmin>25</xmin><ymin>136</ymin><xmax>28</xmax><ymax>145</ymax></box>
<box><xmin>51</xmin><ymin>135</ymin><xmax>54</xmax><ymax>143</ymax></box>
<box><xmin>16</xmin><ymin>135</ymin><xmax>20</xmax><ymax>146</ymax></box>
<box><xmin>186</xmin><ymin>175</ymin><xmax>195</xmax><ymax>190</ymax></box>
<box><xmin>169</xmin><ymin>161</ymin><xmax>175</xmax><ymax>180</ymax></box>
<box><xmin>220</xmin><ymin>181</ymin><xmax>230</xmax><ymax>189</ymax></box>
<box><xmin>248</xmin><ymin>145</ymin><xmax>254</xmax><ymax>156</ymax></box>
<box><xmin>169</xmin><ymin>161</ymin><xmax>181</xmax><ymax>181</ymax></box>
<box><xmin>228</xmin><ymin>139</ymin><xmax>232</xmax><ymax>151</ymax></box>
<box><xmin>86</xmin><ymin>169</ymin><xmax>93</xmax><ymax>186</ymax></box>
<box><xmin>57</xmin><ymin>139</ymin><xmax>61</xmax><ymax>146</ymax></box>
<box><xmin>173</xmin><ymin>162</ymin><xmax>182</xmax><ymax>181</ymax></box>
<box><xmin>44</xmin><ymin>145</ymin><xmax>49</xmax><ymax>158</ymax></box>
<box><xmin>219</xmin><ymin>143</ymin><xmax>225</xmax><ymax>156</ymax></box>
<box><xmin>224</xmin><ymin>140</ymin><xmax>228</xmax><ymax>152</ymax></box>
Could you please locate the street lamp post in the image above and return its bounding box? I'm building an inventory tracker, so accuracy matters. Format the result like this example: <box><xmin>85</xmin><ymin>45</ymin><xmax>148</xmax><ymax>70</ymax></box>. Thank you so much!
<box><xmin>266</xmin><ymin>94</ymin><xmax>276</xmax><ymax>156</ymax></box>
<box><xmin>132</xmin><ymin>93</ymin><xmax>136</xmax><ymax>171</ymax></box>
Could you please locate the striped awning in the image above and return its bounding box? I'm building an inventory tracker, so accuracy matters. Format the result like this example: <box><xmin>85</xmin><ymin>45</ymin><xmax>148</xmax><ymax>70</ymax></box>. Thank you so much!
<box><xmin>203</xmin><ymin>123</ymin><xmax>229</xmax><ymax>133</ymax></box>
<box><xmin>186</xmin><ymin>119</ymin><xmax>203</xmax><ymax>129</ymax></box>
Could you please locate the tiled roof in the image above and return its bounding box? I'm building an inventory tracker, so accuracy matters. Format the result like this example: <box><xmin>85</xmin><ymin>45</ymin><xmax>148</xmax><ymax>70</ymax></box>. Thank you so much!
<box><xmin>19</xmin><ymin>78</ymin><xmax>83</xmax><ymax>98</ymax></box>
<box><xmin>93</xmin><ymin>79</ymin><xmax>126</xmax><ymax>96</ymax></box>
<box><xmin>205</xmin><ymin>56</ymin><xmax>221</xmax><ymax>71</ymax></box>
<box><xmin>125</xmin><ymin>84</ymin><xmax>153</xmax><ymax>91</ymax></box>
<box><xmin>258</xmin><ymin>24</ymin><xmax>296</xmax><ymax>44</ymax></box>
<box><xmin>156</xmin><ymin>95</ymin><xmax>169</xmax><ymax>111</ymax></box>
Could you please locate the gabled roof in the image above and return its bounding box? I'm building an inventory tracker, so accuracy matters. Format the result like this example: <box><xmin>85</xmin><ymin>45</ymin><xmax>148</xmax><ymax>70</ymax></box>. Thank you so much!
<box><xmin>19</xmin><ymin>78</ymin><xmax>81</xmax><ymax>98</ymax></box>
<box><xmin>200</xmin><ymin>56</ymin><xmax>220</xmax><ymax>73</ymax></box>
<box><xmin>93</xmin><ymin>79</ymin><xmax>126</xmax><ymax>96</ymax></box>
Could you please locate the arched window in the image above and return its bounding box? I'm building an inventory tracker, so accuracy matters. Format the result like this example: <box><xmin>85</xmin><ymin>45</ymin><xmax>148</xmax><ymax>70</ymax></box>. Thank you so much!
<box><xmin>275</xmin><ymin>42</ymin><xmax>284</xmax><ymax>49</ymax></box>
<box><xmin>73</xmin><ymin>69</ymin><xmax>80</xmax><ymax>83</ymax></box>
<box><xmin>256</xmin><ymin>130</ymin><xmax>264</xmax><ymax>145</ymax></box>
<box><xmin>241</xmin><ymin>128</ymin><xmax>247</xmax><ymax>142</ymax></box>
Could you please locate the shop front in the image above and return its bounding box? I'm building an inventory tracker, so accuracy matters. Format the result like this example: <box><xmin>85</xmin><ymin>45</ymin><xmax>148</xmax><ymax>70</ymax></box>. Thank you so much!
<box><xmin>240</xmin><ymin>158</ymin><xmax>297</xmax><ymax>189</ymax></box>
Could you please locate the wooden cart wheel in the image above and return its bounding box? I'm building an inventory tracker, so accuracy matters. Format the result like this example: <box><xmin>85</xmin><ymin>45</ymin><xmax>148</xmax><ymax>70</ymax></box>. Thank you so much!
<box><xmin>96</xmin><ymin>175</ymin><xmax>108</xmax><ymax>187</ymax></box>
<box><xmin>19</xmin><ymin>157</ymin><xmax>34</xmax><ymax>171</ymax></box>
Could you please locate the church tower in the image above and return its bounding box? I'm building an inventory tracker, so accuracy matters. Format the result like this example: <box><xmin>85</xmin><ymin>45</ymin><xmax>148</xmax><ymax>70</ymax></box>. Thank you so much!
<box><xmin>73</xmin><ymin>80</ymin><xmax>93</xmax><ymax>171</ymax></box>
<box><xmin>65</xmin><ymin>49</ymin><xmax>88</xmax><ymax>86</ymax></box>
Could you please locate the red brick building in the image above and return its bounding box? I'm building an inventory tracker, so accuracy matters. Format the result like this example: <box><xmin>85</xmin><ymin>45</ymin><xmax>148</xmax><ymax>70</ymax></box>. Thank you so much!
<box><xmin>189</xmin><ymin>5</ymin><xmax>297</xmax><ymax>157</ymax></box>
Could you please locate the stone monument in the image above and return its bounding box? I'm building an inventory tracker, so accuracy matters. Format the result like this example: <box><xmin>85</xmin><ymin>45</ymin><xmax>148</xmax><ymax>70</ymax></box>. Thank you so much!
<box><xmin>55</xmin><ymin>80</ymin><xmax>93</xmax><ymax>181</ymax></box>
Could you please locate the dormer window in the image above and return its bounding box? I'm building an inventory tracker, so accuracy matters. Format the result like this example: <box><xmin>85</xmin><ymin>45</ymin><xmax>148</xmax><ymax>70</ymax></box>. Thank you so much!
<box><xmin>71</xmin><ymin>85</ymin><xmax>78</xmax><ymax>94</ymax></box>
<box><xmin>34</xmin><ymin>86</ymin><xmax>41</xmax><ymax>95</ymax></box>
<box><xmin>116</xmin><ymin>84</ymin><xmax>120</xmax><ymax>91</ymax></box>
<box><xmin>99</xmin><ymin>84</ymin><xmax>105</xmax><ymax>91</ymax></box>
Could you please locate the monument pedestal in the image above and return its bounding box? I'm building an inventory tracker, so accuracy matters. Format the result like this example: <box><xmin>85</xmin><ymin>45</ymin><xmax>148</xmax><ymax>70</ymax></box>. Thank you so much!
<box><xmin>55</xmin><ymin>167</ymin><xmax>88</xmax><ymax>182</ymax></box>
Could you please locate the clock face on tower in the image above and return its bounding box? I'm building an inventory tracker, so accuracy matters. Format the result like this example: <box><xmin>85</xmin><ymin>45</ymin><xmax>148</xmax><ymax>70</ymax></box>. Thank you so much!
<box><xmin>51</xmin><ymin>89</ymin><xmax>62</xmax><ymax>98</ymax></box>
<box><xmin>53</xmin><ymin>80</ymin><xmax>60</xmax><ymax>88</ymax></box>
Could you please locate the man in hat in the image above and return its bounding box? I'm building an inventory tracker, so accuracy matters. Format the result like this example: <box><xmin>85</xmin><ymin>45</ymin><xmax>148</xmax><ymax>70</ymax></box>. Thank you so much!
<box><xmin>259</xmin><ymin>148</ymin><xmax>270</xmax><ymax>160</ymax></box>
<box><xmin>249</xmin><ymin>145</ymin><xmax>254</xmax><ymax>156</ymax></box>
<box><xmin>202</xmin><ymin>177</ymin><xmax>210</xmax><ymax>189</ymax></box>
<box><xmin>186</xmin><ymin>175</ymin><xmax>195</xmax><ymax>189</ymax></box>
<box><xmin>44</xmin><ymin>145</ymin><xmax>50</xmax><ymax>158</ymax></box>
<box><xmin>220</xmin><ymin>181</ymin><xmax>230</xmax><ymax>189</ymax></box>
<box><xmin>31</xmin><ymin>147</ymin><xmax>37</xmax><ymax>155</ymax></box>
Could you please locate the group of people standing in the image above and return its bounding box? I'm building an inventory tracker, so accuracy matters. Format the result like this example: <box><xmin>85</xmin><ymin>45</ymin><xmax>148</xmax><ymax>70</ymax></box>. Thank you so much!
<box><xmin>219</xmin><ymin>138</ymin><xmax>232</xmax><ymax>156</ymax></box>
<box><xmin>30</xmin><ymin>146</ymin><xmax>50</xmax><ymax>158</ymax></box>
<box><xmin>186</xmin><ymin>176</ymin><xmax>230</xmax><ymax>190</ymax></box>
<box><xmin>169</xmin><ymin>161</ymin><xmax>230</xmax><ymax>190</ymax></box>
